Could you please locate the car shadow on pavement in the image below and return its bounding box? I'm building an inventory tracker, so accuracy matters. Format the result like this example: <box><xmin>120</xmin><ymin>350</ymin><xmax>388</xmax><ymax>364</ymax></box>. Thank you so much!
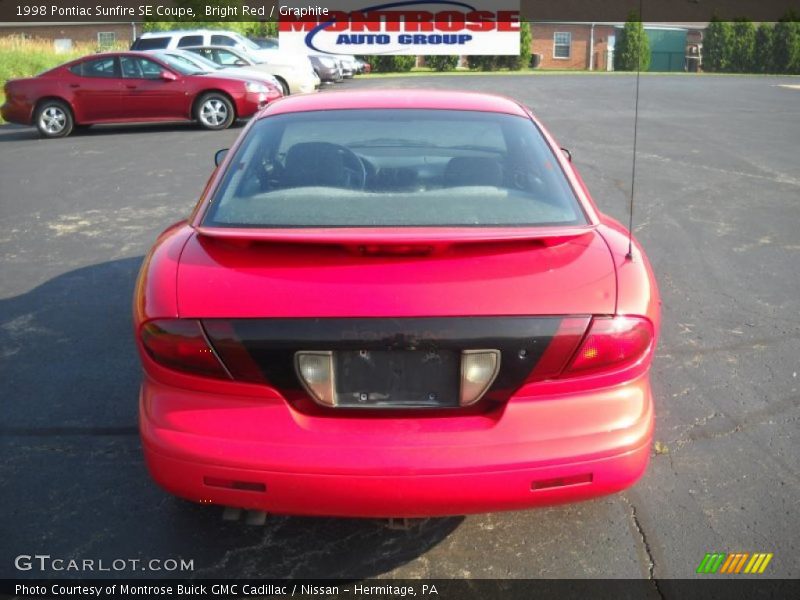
<box><xmin>0</xmin><ymin>257</ymin><xmax>462</xmax><ymax>579</ymax></box>
<box><xmin>0</xmin><ymin>120</ymin><xmax>247</xmax><ymax>142</ymax></box>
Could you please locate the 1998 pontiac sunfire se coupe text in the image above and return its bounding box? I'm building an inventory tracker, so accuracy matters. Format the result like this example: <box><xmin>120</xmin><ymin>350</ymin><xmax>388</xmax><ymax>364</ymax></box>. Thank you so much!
<box><xmin>134</xmin><ymin>90</ymin><xmax>660</xmax><ymax>518</ymax></box>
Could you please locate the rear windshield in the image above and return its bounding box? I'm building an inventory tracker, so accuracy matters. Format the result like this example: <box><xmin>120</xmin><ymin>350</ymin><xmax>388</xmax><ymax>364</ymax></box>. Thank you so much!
<box><xmin>204</xmin><ymin>109</ymin><xmax>586</xmax><ymax>228</ymax></box>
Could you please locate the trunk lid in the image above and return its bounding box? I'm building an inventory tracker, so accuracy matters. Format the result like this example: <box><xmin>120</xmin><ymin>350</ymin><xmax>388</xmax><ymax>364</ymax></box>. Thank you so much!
<box><xmin>176</xmin><ymin>226</ymin><xmax>616</xmax><ymax>318</ymax></box>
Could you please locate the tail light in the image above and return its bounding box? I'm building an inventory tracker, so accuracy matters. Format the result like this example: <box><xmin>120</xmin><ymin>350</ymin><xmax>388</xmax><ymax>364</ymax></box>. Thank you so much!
<box><xmin>561</xmin><ymin>316</ymin><xmax>654</xmax><ymax>377</ymax></box>
<box><xmin>140</xmin><ymin>319</ymin><xmax>229</xmax><ymax>379</ymax></box>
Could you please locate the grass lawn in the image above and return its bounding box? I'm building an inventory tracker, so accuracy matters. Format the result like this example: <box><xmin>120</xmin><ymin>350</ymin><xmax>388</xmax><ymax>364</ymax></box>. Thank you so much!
<box><xmin>0</xmin><ymin>37</ymin><xmax>122</xmax><ymax>124</ymax></box>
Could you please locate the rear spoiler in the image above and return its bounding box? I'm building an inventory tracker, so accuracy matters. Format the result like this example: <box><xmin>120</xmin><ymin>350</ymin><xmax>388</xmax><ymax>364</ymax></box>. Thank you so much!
<box><xmin>195</xmin><ymin>225</ymin><xmax>597</xmax><ymax>248</ymax></box>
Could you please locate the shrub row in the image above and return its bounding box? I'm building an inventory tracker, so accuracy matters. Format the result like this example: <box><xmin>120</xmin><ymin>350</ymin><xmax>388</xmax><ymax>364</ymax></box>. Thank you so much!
<box><xmin>704</xmin><ymin>13</ymin><xmax>800</xmax><ymax>74</ymax></box>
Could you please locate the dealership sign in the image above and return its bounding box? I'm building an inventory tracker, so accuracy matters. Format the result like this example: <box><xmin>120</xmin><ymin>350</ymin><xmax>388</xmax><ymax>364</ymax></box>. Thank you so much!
<box><xmin>278</xmin><ymin>1</ymin><xmax>521</xmax><ymax>55</ymax></box>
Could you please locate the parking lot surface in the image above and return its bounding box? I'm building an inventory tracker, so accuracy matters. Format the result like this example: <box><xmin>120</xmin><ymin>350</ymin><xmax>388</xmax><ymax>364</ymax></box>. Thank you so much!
<box><xmin>1</xmin><ymin>74</ymin><xmax>799</xmax><ymax>581</ymax></box>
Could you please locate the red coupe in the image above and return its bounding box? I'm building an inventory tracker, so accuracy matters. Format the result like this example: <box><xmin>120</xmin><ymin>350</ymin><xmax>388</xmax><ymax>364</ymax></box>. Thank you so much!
<box><xmin>1</xmin><ymin>51</ymin><xmax>282</xmax><ymax>138</ymax></box>
<box><xmin>134</xmin><ymin>90</ymin><xmax>660</xmax><ymax>517</ymax></box>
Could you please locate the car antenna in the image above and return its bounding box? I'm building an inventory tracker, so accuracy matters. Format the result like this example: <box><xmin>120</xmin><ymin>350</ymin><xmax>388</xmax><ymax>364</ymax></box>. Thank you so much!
<box><xmin>626</xmin><ymin>0</ymin><xmax>644</xmax><ymax>261</ymax></box>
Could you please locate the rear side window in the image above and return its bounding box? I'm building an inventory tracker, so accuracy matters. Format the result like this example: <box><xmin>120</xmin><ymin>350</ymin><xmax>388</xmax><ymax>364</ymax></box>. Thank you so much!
<box><xmin>131</xmin><ymin>37</ymin><xmax>170</xmax><ymax>50</ymax></box>
<box><xmin>120</xmin><ymin>56</ymin><xmax>165</xmax><ymax>79</ymax></box>
<box><xmin>211</xmin><ymin>34</ymin><xmax>236</xmax><ymax>47</ymax></box>
<box><xmin>69</xmin><ymin>57</ymin><xmax>118</xmax><ymax>78</ymax></box>
<box><xmin>205</xmin><ymin>109</ymin><xmax>586</xmax><ymax>228</ymax></box>
<box><xmin>177</xmin><ymin>35</ymin><xmax>203</xmax><ymax>47</ymax></box>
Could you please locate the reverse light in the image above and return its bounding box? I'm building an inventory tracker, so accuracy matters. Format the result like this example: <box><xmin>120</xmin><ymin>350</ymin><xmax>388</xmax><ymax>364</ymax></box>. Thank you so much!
<box><xmin>562</xmin><ymin>316</ymin><xmax>654</xmax><ymax>377</ymax></box>
<box><xmin>460</xmin><ymin>350</ymin><xmax>501</xmax><ymax>406</ymax></box>
<box><xmin>295</xmin><ymin>351</ymin><xmax>336</xmax><ymax>406</ymax></box>
<box><xmin>140</xmin><ymin>319</ymin><xmax>229</xmax><ymax>379</ymax></box>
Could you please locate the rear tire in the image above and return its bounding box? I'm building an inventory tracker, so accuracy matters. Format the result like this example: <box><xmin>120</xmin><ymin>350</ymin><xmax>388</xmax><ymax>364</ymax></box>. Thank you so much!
<box><xmin>35</xmin><ymin>100</ymin><xmax>73</xmax><ymax>138</ymax></box>
<box><xmin>195</xmin><ymin>93</ymin><xmax>235</xmax><ymax>130</ymax></box>
<box><xmin>275</xmin><ymin>77</ymin><xmax>290</xmax><ymax>96</ymax></box>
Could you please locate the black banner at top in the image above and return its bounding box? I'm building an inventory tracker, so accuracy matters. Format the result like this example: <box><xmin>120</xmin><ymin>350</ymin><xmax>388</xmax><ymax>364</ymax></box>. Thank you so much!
<box><xmin>0</xmin><ymin>0</ymin><xmax>797</xmax><ymax>23</ymax></box>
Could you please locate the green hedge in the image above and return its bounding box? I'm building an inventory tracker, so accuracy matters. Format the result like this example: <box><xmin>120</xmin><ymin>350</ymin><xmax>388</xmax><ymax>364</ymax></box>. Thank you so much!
<box><xmin>368</xmin><ymin>55</ymin><xmax>416</xmax><ymax>73</ymax></box>
<box><xmin>423</xmin><ymin>55</ymin><xmax>459</xmax><ymax>71</ymax></box>
<box><xmin>704</xmin><ymin>13</ymin><xmax>800</xmax><ymax>74</ymax></box>
<box><xmin>467</xmin><ymin>21</ymin><xmax>531</xmax><ymax>71</ymax></box>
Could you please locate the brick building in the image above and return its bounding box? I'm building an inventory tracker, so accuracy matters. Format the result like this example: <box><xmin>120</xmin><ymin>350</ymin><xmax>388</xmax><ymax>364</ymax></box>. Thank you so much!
<box><xmin>531</xmin><ymin>22</ymin><xmax>706</xmax><ymax>71</ymax></box>
<box><xmin>0</xmin><ymin>22</ymin><xmax>142</xmax><ymax>48</ymax></box>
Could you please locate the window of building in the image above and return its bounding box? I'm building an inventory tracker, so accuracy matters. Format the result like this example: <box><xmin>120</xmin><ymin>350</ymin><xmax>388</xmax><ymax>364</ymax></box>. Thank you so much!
<box><xmin>97</xmin><ymin>31</ymin><xmax>116</xmax><ymax>49</ymax></box>
<box><xmin>553</xmin><ymin>32</ymin><xmax>571</xmax><ymax>59</ymax></box>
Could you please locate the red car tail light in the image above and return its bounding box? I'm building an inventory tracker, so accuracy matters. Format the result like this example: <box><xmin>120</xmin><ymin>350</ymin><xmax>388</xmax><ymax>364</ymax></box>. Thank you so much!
<box><xmin>140</xmin><ymin>319</ymin><xmax>230</xmax><ymax>380</ymax></box>
<box><xmin>561</xmin><ymin>316</ymin><xmax>654</xmax><ymax>377</ymax></box>
<box><xmin>526</xmin><ymin>317</ymin><xmax>591</xmax><ymax>382</ymax></box>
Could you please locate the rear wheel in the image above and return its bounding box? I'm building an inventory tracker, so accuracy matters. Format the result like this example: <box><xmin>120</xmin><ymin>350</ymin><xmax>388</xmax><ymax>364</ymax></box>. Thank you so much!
<box><xmin>195</xmin><ymin>93</ymin><xmax>235</xmax><ymax>130</ymax></box>
<box><xmin>35</xmin><ymin>100</ymin><xmax>73</xmax><ymax>138</ymax></box>
<box><xmin>275</xmin><ymin>77</ymin><xmax>290</xmax><ymax>96</ymax></box>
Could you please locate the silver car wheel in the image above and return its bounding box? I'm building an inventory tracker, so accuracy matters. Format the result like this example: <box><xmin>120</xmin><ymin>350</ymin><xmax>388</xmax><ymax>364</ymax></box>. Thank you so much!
<box><xmin>199</xmin><ymin>98</ymin><xmax>228</xmax><ymax>127</ymax></box>
<box><xmin>39</xmin><ymin>106</ymin><xmax>67</xmax><ymax>134</ymax></box>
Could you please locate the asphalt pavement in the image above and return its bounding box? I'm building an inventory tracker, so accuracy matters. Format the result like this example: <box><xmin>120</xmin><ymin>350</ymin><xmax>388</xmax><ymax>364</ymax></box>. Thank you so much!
<box><xmin>1</xmin><ymin>73</ymin><xmax>799</xmax><ymax>582</ymax></box>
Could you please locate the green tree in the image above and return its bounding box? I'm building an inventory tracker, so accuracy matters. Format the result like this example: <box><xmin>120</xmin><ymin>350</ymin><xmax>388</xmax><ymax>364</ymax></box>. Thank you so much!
<box><xmin>142</xmin><ymin>0</ymin><xmax>250</xmax><ymax>33</ymax></box>
<box><xmin>754</xmin><ymin>23</ymin><xmax>774</xmax><ymax>73</ymax></box>
<box><xmin>730</xmin><ymin>19</ymin><xmax>756</xmax><ymax>72</ymax></box>
<box><xmin>424</xmin><ymin>55</ymin><xmax>459</xmax><ymax>71</ymax></box>
<box><xmin>773</xmin><ymin>11</ymin><xmax>800</xmax><ymax>74</ymax></box>
<box><xmin>240</xmin><ymin>22</ymin><xmax>279</xmax><ymax>38</ymax></box>
<box><xmin>614</xmin><ymin>12</ymin><xmax>650</xmax><ymax>71</ymax></box>
<box><xmin>703</xmin><ymin>16</ymin><xmax>734</xmax><ymax>72</ymax></box>
<box><xmin>506</xmin><ymin>21</ymin><xmax>532</xmax><ymax>70</ymax></box>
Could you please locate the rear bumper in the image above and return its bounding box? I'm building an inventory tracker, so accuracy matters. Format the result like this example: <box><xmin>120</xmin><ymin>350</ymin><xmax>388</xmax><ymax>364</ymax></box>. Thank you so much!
<box><xmin>140</xmin><ymin>375</ymin><xmax>654</xmax><ymax>517</ymax></box>
<box><xmin>293</xmin><ymin>80</ymin><xmax>319</xmax><ymax>94</ymax></box>
<box><xmin>1</xmin><ymin>97</ymin><xmax>33</xmax><ymax>125</ymax></box>
<box><xmin>316</xmin><ymin>67</ymin><xmax>342</xmax><ymax>82</ymax></box>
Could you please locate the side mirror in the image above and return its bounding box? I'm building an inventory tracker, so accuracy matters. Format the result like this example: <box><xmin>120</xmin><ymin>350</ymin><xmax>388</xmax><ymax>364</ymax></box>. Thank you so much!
<box><xmin>160</xmin><ymin>70</ymin><xmax>178</xmax><ymax>81</ymax></box>
<box><xmin>234</xmin><ymin>59</ymin><xmax>248</xmax><ymax>66</ymax></box>
<box><xmin>561</xmin><ymin>147</ymin><xmax>572</xmax><ymax>162</ymax></box>
<box><xmin>214</xmin><ymin>148</ymin><xmax>229</xmax><ymax>166</ymax></box>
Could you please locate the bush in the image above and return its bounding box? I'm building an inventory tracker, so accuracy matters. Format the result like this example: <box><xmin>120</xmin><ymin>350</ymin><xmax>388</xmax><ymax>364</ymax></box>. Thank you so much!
<box><xmin>703</xmin><ymin>16</ymin><xmax>734</xmax><ymax>72</ymax></box>
<box><xmin>754</xmin><ymin>23</ymin><xmax>774</xmax><ymax>73</ymax></box>
<box><xmin>730</xmin><ymin>19</ymin><xmax>756</xmax><ymax>73</ymax></box>
<box><xmin>369</xmin><ymin>55</ymin><xmax>416</xmax><ymax>73</ymax></box>
<box><xmin>614</xmin><ymin>12</ymin><xmax>651</xmax><ymax>71</ymax></box>
<box><xmin>424</xmin><ymin>55</ymin><xmax>459</xmax><ymax>71</ymax></box>
<box><xmin>773</xmin><ymin>12</ymin><xmax>800</xmax><ymax>74</ymax></box>
<box><xmin>467</xmin><ymin>56</ymin><xmax>498</xmax><ymax>71</ymax></box>
<box><xmin>393</xmin><ymin>55</ymin><xmax>417</xmax><ymax>72</ymax></box>
<box><xmin>703</xmin><ymin>13</ymin><xmax>800</xmax><ymax>74</ymax></box>
<box><xmin>466</xmin><ymin>21</ymin><xmax>532</xmax><ymax>71</ymax></box>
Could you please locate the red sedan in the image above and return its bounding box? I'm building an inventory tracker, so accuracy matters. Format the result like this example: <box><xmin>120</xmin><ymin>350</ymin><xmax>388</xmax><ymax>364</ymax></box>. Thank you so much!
<box><xmin>1</xmin><ymin>51</ymin><xmax>282</xmax><ymax>138</ymax></box>
<box><xmin>134</xmin><ymin>90</ymin><xmax>660</xmax><ymax>517</ymax></box>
